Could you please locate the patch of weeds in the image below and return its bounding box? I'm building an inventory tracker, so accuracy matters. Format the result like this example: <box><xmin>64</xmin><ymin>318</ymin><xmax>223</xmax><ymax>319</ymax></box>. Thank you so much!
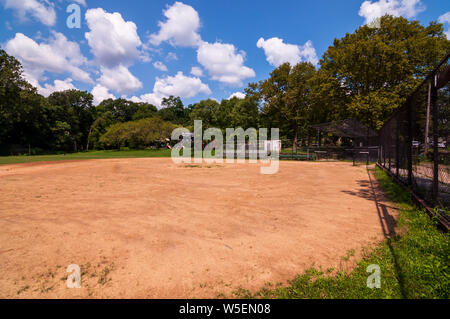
<box><xmin>98</xmin><ymin>263</ymin><xmax>115</xmax><ymax>286</ymax></box>
<box><xmin>341</xmin><ymin>249</ymin><xmax>356</xmax><ymax>261</ymax></box>
<box><xmin>39</xmin><ymin>283</ymin><xmax>54</xmax><ymax>294</ymax></box>
<box><xmin>17</xmin><ymin>285</ymin><xmax>29</xmax><ymax>295</ymax></box>
<box><xmin>232</xmin><ymin>287</ymin><xmax>252</xmax><ymax>299</ymax></box>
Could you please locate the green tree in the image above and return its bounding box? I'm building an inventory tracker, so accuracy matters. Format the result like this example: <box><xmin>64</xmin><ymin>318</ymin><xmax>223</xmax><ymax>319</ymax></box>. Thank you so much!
<box><xmin>0</xmin><ymin>49</ymin><xmax>53</xmax><ymax>153</ymax></box>
<box><xmin>97</xmin><ymin>98</ymin><xmax>139</xmax><ymax>123</ymax></box>
<box><xmin>229</xmin><ymin>96</ymin><xmax>259</xmax><ymax>129</ymax></box>
<box><xmin>260</xmin><ymin>62</ymin><xmax>317</xmax><ymax>152</ymax></box>
<box><xmin>132</xmin><ymin>102</ymin><xmax>158</xmax><ymax>121</ymax></box>
<box><xmin>158</xmin><ymin>96</ymin><xmax>191</xmax><ymax>125</ymax></box>
<box><xmin>99</xmin><ymin>117</ymin><xmax>176</xmax><ymax>149</ymax></box>
<box><xmin>189</xmin><ymin>99</ymin><xmax>221</xmax><ymax>129</ymax></box>
<box><xmin>87</xmin><ymin>111</ymin><xmax>116</xmax><ymax>150</ymax></box>
<box><xmin>48</xmin><ymin>90</ymin><xmax>95</xmax><ymax>152</ymax></box>
<box><xmin>320</xmin><ymin>15</ymin><xmax>450</xmax><ymax>129</ymax></box>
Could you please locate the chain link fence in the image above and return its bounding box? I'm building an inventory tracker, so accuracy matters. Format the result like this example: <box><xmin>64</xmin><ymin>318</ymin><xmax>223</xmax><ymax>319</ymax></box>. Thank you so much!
<box><xmin>379</xmin><ymin>53</ymin><xmax>450</xmax><ymax>208</ymax></box>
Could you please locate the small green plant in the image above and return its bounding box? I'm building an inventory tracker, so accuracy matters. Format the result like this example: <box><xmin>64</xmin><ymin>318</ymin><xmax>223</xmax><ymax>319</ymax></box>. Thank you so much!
<box><xmin>98</xmin><ymin>263</ymin><xmax>115</xmax><ymax>285</ymax></box>
<box><xmin>16</xmin><ymin>285</ymin><xmax>29</xmax><ymax>295</ymax></box>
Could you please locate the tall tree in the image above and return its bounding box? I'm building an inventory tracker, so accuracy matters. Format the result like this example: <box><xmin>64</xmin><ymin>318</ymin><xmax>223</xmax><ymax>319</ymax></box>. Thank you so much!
<box><xmin>189</xmin><ymin>99</ymin><xmax>221</xmax><ymax>129</ymax></box>
<box><xmin>0</xmin><ymin>50</ymin><xmax>52</xmax><ymax>153</ymax></box>
<box><xmin>48</xmin><ymin>90</ymin><xmax>95</xmax><ymax>152</ymax></box>
<box><xmin>320</xmin><ymin>15</ymin><xmax>450</xmax><ymax>129</ymax></box>
<box><xmin>158</xmin><ymin>96</ymin><xmax>190</xmax><ymax>125</ymax></box>
<box><xmin>260</xmin><ymin>62</ymin><xmax>316</xmax><ymax>152</ymax></box>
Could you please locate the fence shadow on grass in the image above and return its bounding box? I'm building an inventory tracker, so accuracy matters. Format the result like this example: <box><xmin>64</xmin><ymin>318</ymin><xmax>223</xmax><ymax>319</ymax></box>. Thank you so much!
<box><xmin>366</xmin><ymin>168</ymin><xmax>406</xmax><ymax>298</ymax></box>
<box><xmin>341</xmin><ymin>168</ymin><xmax>406</xmax><ymax>297</ymax></box>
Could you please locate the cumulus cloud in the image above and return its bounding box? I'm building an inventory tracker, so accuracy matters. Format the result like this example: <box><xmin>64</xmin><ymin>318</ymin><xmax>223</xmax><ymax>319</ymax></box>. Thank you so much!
<box><xmin>85</xmin><ymin>8</ymin><xmax>143</xmax><ymax>68</ymax></box>
<box><xmin>85</xmin><ymin>8</ymin><xmax>145</xmax><ymax>95</ymax></box>
<box><xmin>228</xmin><ymin>92</ymin><xmax>245</xmax><ymax>99</ymax></box>
<box><xmin>98</xmin><ymin>65</ymin><xmax>142</xmax><ymax>95</ymax></box>
<box><xmin>256</xmin><ymin>37</ymin><xmax>319</xmax><ymax>67</ymax></box>
<box><xmin>298</xmin><ymin>40</ymin><xmax>319</xmax><ymax>65</ymax></box>
<box><xmin>131</xmin><ymin>72</ymin><xmax>211</xmax><ymax>108</ymax></box>
<box><xmin>149</xmin><ymin>1</ymin><xmax>202</xmax><ymax>47</ymax></box>
<box><xmin>91</xmin><ymin>84</ymin><xmax>115</xmax><ymax>105</ymax></box>
<box><xmin>439</xmin><ymin>12</ymin><xmax>450</xmax><ymax>24</ymax></box>
<box><xmin>5</xmin><ymin>32</ymin><xmax>92</xmax><ymax>88</ymax></box>
<box><xmin>190</xmin><ymin>66</ymin><xmax>203</xmax><ymax>77</ymax></box>
<box><xmin>153</xmin><ymin>61</ymin><xmax>168</xmax><ymax>71</ymax></box>
<box><xmin>149</xmin><ymin>2</ymin><xmax>254</xmax><ymax>87</ymax></box>
<box><xmin>197</xmin><ymin>42</ymin><xmax>255</xmax><ymax>86</ymax></box>
<box><xmin>39</xmin><ymin>78</ymin><xmax>76</xmax><ymax>97</ymax></box>
<box><xmin>438</xmin><ymin>12</ymin><xmax>450</xmax><ymax>39</ymax></box>
<box><xmin>2</xmin><ymin>0</ymin><xmax>56</xmax><ymax>26</ymax></box>
<box><xmin>359</xmin><ymin>0</ymin><xmax>425</xmax><ymax>24</ymax></box>
<box><xmin>166</xmin><ymin>52</ymin><xmax>178</xmax><ymax>61</ymax></box>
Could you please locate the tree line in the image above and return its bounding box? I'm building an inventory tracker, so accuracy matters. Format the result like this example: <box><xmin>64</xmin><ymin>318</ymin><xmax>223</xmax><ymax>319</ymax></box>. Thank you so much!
<box><xmin>1</xmin><ymin>15</ymin><xmax>449</xmax><ymax>155</ymax></box>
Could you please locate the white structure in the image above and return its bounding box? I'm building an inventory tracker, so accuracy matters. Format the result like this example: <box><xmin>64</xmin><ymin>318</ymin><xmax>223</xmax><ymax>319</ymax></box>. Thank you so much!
<box><xmin>261</xmin><ymin>140</ymin><xmax>281</xmax><ymax>153</ymax></box>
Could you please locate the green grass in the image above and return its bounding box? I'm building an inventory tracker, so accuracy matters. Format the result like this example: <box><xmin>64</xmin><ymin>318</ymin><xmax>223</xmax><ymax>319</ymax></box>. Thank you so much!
<box><xmin>235</xmin><ymin>167</ymin><xmax>449</xmax><ymax>299</ymax></box>
<box><xmin>0</xmin><ymin>149</ymin><xmax>173</xmax><ymax>165</ymax></box>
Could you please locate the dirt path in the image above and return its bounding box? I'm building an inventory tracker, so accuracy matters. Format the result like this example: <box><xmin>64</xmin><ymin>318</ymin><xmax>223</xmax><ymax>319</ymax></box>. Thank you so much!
<box><xmin>0</xmin><ymin>159</ymin><xmax>397</xmax><ymax>298</ymax></box>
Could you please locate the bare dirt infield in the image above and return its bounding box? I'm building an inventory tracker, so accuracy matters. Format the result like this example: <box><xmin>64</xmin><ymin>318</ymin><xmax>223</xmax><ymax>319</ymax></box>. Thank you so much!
<box><xmin>0</xmin><ymin>158</ymin><xmax>396</xmax><ymax>298</ymax></box>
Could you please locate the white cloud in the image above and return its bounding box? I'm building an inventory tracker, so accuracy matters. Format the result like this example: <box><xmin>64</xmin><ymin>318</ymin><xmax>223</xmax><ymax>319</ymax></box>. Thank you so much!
<box><xmin>85</xmin><ymin>8</ymin><xmax>145</xmax><ymax>96</ymax></box>
<box><xmin>359</xmin><ymin>0</ymin><xmax>425</xmax><ymax>24</ymax></box>
<box><xmin>85</xmin><ymin>8</ymin><xmax>143</xmax><ymax>68</ymax></box>
<box><xmin>197</xmin><ymin>42</ymin><xmax>255</xmax><ymax>86</ymax></box>
<box><xmin>439</xmin><ymin>12</ymin><xmax>450</xmax><ymax>24</ymax></box>
<box><xmin>132</xmin><ymin>72</ymin><xmax>211</xmax><ymax>108</ymax></box>
<box><xmin>2</xmin><ymin>0</ymin><xmax>56</xmax><ymax>26</ymax></box>
<box><xmin>438</xmin><ymin>12</ymin><xmax>450</xmax><ymax>39</ymax></box>
<box><xmin>257</xmin><ymin>37</ymin><xmax>300</xmax><ymax>67</ymax></box>
<box><xmin>39</xmin><ymin>78</ymin><xmax>76</xmax><ymax>97</ymax></box>
<box><xmin>5</xmin><ymin>32</ymin><xmax>92</xmax><ymax>88</ymax></box>
<box><xmin>166</xmin><ymin>52</ymin><xmax>178</xmax><ymax>61</ymax></box>
<box><xmin>154</xmin><ymin>72</ymin><xmax>211</xmax><ymax>98</ymax></box>
<box><xmin>190</xmin><ymin>66</ymin><xmax>203</xmax><ymax>77</ymax></box>
<box><xmin>130</xmin><ymin>93</ymin><xmax>161</xmax><ymax>107</ymax></box>
<box><xmin>99</xmin><ymin>65</ymin><xmax>142</xmax><ymax>95</ymax></box>
<box><xmin>256</xmin><ymin>37</ymin><xmax>319</xmax><ymax>67</ymax></box>
<box><xmin>150</xmin><ymin>2</ymin><xmax>255</xmax><ymax>87</ymax></box>
<box><xmin>91</xmin><ymin>84</ymin><xmax>115</xmax><ymax>105</ymax></box>
<box><xmin>149</xmin><ymin>1</ymin><xmax>202</xmax><ymax>47</ymax></box>
<box><xmin>228</xmin><ymin>92</ymin><xmax>245</xmax><ymax>99</ymax></box>
<box><xmin>153</xmin><ymin>61</ymin><xmax>168</xmax><ymax>71</ymax></box>
<box><xmin>298</xmin><ymin>40</ymin><xmax>319</xmax><ymax>66</ymax></box>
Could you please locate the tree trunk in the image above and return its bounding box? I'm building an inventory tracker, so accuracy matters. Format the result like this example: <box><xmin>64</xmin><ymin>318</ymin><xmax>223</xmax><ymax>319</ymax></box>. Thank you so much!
<box><xmin>86</xmin><ymin>127</ymin><xmax>92</xmax><ymax>152</ymax></box>
<box><xmin>293</xmin><ymin>125</ymin><xmax>298</xmax><ymax>153</ymax></box>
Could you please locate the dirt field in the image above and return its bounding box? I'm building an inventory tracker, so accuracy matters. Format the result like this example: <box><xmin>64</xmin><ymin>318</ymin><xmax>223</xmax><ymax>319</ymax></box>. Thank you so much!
<box><xmin>0</xmin><ymin>158</ymin><xmax>397</xmax><ymax>298</ymax></box>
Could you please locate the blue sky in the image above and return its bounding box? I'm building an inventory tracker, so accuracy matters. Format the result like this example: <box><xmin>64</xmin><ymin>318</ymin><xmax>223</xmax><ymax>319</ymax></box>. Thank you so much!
<box><xmin>1</xmin><ymin>0</ymin><xmax>449</xmax><ymax>107</ymax></box>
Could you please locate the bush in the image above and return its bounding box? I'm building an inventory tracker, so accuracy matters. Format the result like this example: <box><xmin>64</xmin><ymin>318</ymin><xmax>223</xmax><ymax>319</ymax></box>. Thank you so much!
<box><xmin>99</xmin><ymin>117</ymin><xmax>177</xmax><ymax>150</ymax></box>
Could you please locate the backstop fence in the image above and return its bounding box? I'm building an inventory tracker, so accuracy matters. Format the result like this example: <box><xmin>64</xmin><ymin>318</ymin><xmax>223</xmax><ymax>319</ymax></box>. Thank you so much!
<box><xmin>378</xmin><ymin>53</ymin><xmax>450</xmax><ymax>208</ymax></box>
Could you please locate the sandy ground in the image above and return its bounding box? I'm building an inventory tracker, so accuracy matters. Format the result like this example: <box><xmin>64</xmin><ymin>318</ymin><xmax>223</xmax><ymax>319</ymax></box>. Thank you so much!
<box><xmin>0</xmin><ymin>158</ymin><xmax>398</xmax><ymax>298</ymax></box>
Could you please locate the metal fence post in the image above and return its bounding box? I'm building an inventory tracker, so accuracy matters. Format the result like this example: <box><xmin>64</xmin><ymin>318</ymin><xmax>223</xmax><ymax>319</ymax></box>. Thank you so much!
<box><xmin>396</xmin><ymin>119</ymin><xmax>400</xmax><ymax>178</ymax></box>
<box><xmin>431</xmin><ymin>74</ymin><xmax>439</xmax><ymax>204</ymax></box>
<box><xmin>407</xmin><ymin>97</ymin><xmax>413</xmax><ymax>186</ymax></box>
